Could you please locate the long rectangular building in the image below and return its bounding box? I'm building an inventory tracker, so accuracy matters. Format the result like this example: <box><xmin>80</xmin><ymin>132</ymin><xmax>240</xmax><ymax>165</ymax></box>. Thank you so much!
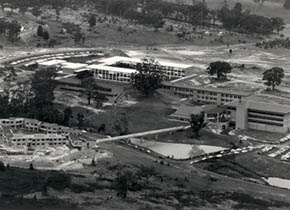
<box><xmin>88</xmin><ymin>64</ymin><xmax>137</xmax><ymax>83</ymax></box>
<box><xmin>161</xmin><ymin>83</ymin><xmax>253</xmax><ymax>105</ymax></box>
<box><xmin>97</xmin><ymin>56</ymin><xmax>192</xmax><ymax>80</ymax></box>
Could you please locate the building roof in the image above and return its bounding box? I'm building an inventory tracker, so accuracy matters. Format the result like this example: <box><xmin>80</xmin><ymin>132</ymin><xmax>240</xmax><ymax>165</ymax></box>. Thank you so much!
<box><xmin>99</xmin><ymin>56</ymin><xmax>193</xmax><ymax>69</ymax></box>
<box><xmin>88</xmin><ymin>64</ymin><xmax>137</xmax><ymax>74</ymax></box>
<box><xmin>171</xmin><ymin>104</ymin><xmax>204</xmax><ymax>118</ymax></box>
<box><xmin>225</xmin><ymin>98</ymin><xmax>290</xmax><ymax>114</ymax></box>
<box><xmin>61</xmin><ymin>62</ymin><xmax>88</xmax><ymax>70</ymax></box>
<box><xmin>171</xmin><ymin>104</ymin><xmax>224</xmax><ymax>118</ymax></box>
<box><xmin>38</xmin><ymin>59</ymin><xmax>66</xmax><ymax>66</ymax></box>
<box><xmin>163</xmin><ymin>82</ymin><xmax>253</xmax><ymax>96</ymax></box>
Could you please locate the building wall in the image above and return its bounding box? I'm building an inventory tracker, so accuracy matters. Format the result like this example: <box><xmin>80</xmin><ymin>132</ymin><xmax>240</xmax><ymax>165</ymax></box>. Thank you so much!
<box><xmin>93</xmin><ymin>68</ymin><xmax>131</xmax><ymax>83</ymax></box>
<box><xmin>165</xmin><ymin>85</ymin><xmax>246</xmax><ymax>105</ymax></box>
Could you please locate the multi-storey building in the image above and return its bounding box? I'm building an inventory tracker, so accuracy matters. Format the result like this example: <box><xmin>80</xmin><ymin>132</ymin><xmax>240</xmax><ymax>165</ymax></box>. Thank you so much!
<box><xmin>9</xmin><ymin>133</ymin><xmax>67</xmax><ymax>148</ymax></box>
<box><xmin>88</xmin><ymin>64</ymin><xmax>136</xmax><ymax>83</ymax></box>
<box><xmin>162</xmin><ymin>83</ymin><xmax>253</xmax><ymax>105</ymax></box>
<box><xmin>94</xmin><ymin>56</ymin><xmax>192</xmax><ymax>82</ymax></box>
<box><xmin>0</xmin><ymin>118</ymin><xmax>25</xmax><ymax>129</ymax></box>
<box><xmin>225</xmin><ymin>98</ymin><xmax>290</xmax><ymax>133</ymax></box>
<box><xmin>0</xmin><ymin>118</ymin><xmax>82</xmax><ymax>148</ymax></box>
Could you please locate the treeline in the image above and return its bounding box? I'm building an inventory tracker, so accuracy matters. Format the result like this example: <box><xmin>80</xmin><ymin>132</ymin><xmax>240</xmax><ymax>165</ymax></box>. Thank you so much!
<box><xmin>0</xmin><ymin>67</ymin><xmax>69</xmax><ymax>126</ymax></box>
<box><xmin>0</xmin><ymin>0</ymin><xmax>286</xmax><ymax>35</ymax></box>
<box><xmin>219</xmin><ymin>3</ymin><xmax>285</xmax><ymax>35</ymax></box>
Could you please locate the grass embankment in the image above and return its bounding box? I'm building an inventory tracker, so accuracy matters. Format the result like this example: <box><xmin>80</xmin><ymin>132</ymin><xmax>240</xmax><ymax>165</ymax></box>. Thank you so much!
<box><xmin>67</xmin><ymin>91</ymin><xmax>181</xmax><ymax>134</ymax></box>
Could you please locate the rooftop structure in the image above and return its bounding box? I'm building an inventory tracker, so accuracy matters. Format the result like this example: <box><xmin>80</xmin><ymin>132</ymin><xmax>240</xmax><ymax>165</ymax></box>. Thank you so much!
<box><xmin>37</xmin><ymin>59</ymin><xmax>66</xmax><ymax>67</ymax></box>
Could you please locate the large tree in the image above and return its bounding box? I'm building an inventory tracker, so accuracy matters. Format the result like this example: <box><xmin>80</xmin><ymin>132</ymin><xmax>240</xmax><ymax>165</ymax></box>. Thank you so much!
<box><xmin>131</xmin><ymin>56</ymin><xmax>163</xmax><ymax>97</ymax></box>
<box><xmin>81</xmin><ymin>76</ymin><xmax>99</xmax><ymax>105</ymax></box>
<box><xmin>31</xmin><ymin>68</ymin><xmax>58</xmax><ymax>107</ymax></box>
<box><xmin>113</xmin><ymin>171</ymin><xmax>138</xmax><ymax>198</ymax></box>
<box><xmin>271</xmin><ymin>17</ymin><xmax>285</xmax><ymax>34</ymax></box>
<box><xmin>262</xmin><ymin>67</ymin><xmax>285</xmax><ymax>90</ymax></box>
<box><xmin>189</xmin><ymin>114</ymin><xmax>204</xmax><ymax>138</ymax></box>
<box><xmin>207</xmin><ymin>61</ymin><xmax>232</xmax><ymax>80</ymax></box>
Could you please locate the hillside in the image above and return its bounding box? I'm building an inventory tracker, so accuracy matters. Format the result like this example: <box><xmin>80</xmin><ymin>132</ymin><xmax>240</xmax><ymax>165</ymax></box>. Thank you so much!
<box><xmin>164</xmin><ymin>0</ymin><xmax>290</xmax><ymax>24</ymax></box>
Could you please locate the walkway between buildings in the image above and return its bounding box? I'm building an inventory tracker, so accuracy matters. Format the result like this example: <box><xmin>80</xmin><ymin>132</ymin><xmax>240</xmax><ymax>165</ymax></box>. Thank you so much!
<box><xmin>95</xmin><ymin>125</ymin><xmax>191</xmax><ymax>144</ymax></box>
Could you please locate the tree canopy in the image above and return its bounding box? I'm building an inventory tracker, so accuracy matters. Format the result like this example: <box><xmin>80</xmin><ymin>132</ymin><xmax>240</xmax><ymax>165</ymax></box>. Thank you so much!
<box><xmin>131</xmin><ymin>56</ymin><xmax>164</xmax><ymax>97</ymax></box>
<box><xmin>189</xmin><ymin>114</ymin><xmax>205</xmax><ymax>138</ymax></box>
<box><xmin>262</xmin><ymin>67</ymin><xmax>285</xmax><ymax>90</ymax></box>
<box><xmin>207</xmin><ymin>61</ymin><xmax>232</xmax><ymax>80</ymax></box>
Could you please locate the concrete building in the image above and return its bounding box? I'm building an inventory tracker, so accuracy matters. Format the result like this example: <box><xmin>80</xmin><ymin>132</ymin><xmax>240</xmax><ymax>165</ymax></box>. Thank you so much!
<box><xmin>225</xmin><ymin>97</ymin><xmax>290</xmax><ymax>133</ymax></box>
<box><xmin>9</xmin><ymin>133</ymin><xmax>67</xmax><ymax>148</ymax></box>
<box><xmin>0</xmin><ymin>118</ymin><xmax>83</xmax><ymax>148</ymax></box>
<box><xmin>97</xmin><ymin>56</ymin><xmax>192</xmax><ymax>80</ymax></box>
<box><xmin>0</xmin><ymin>118</ymin><xmax>25</xmax><ymax>129</ymax></box>
<box><xmin>37</xmin><ymin>59</ymin><xmax>66</xmax><ymax>68</ymax></box>
<box><xmin>162</xmin><ymin>83</ymin><xmax>253</xmax><ymax>105</ymax></box>
<box><xmin>60</xmin><ymin>62</ymin><xmax>88</xmax><ymax>74</ymax></box>
<box><xmin>169</xmin><ymin>104</ymin><xmax>228</xmax><ymax>124</ymax></box>
<box><xmin>88</xmin><ymin>64</ymin><xmax>136</xmax><ymax>83</ymax></box>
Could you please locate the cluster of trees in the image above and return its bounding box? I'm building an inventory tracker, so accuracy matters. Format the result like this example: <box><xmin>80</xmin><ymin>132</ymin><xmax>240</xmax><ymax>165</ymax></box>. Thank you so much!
<box><xmin>256</xmin><ymin>38</ymin><xmax>290</xmax><ymax>49</ymax></box>
<box><xmin>0</xmin><ymin>67</ymin><xmax>71</xmax><ymax>125</ymax></box>
<box><xmin>113</xmin><ymin>165</ymin><xmax>156</xmax><ymax>198</ymax></box>
<box><xmin>219</xmin><ymin>3</ymin><xmax>285</xmax><ymax>35</ymax></box>
<box><xmin>1</xmin><ymin>0</ymin><xmax>285</xmax><ymax>35</ymax></box>
<box><xmin>0</xmin><ymin>18</ymin><xmax>21</xmax><ymax>42</ymax></box>
<box><xmin>131</xmin><ymin>56</ymin><xmax>164</xmax><ymax>97</ymax></box>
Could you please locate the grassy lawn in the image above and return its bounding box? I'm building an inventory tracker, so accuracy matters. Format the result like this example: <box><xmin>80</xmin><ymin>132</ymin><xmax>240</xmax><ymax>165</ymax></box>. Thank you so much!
<box><xmin>68</xmin><ymin>91</ymin><xmax>182</xmax><ymax>134</ymax></box>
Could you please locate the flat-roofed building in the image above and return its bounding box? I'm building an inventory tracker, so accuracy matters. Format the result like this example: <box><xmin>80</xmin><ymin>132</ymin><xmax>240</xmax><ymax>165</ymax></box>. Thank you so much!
<box><xmin>169</xmin><ymin>104</ymin><xmax>228</xmax><ymax>124</ymax></box>
<box><xmin>225</xmin><ymin>96</ymin><xmax>290</xmax><ymax>133</ymax></box>
<box><xmin>24</xmin><ymin>119</ymin><xmax>42</xmax><ymax>132</ymax></box>
<box><xmin>88</xmin><ymin>64</ymin><xmax>137</xmax><ymax>83</ymax></box>
<box><xmin>37</xmin><ymin>59</ymin><xmax>66</xmax><ymax>68</ymax></box>
<box><xmin>162</xmin><ymin>83</ymin><xmax>253</xmax><ymax>105</ymax></box>
<box><xmin>60</xmin><ymin>62</ymin><xmax>88</xmax><ymax>74</ymax></box>
<box><xmin>0</xmin><ymin>118</ymin><xmax>25</xmax><ymax>129</ymax></box>
<box><xmin>98</xmin><ymin>56</ymin><xmax>192</xmax><ymax>80</ymax></box>
<box><xmin>10</xmin><ymin>133</ymin><xmax>67</xmax><ymax>148</ymax></box>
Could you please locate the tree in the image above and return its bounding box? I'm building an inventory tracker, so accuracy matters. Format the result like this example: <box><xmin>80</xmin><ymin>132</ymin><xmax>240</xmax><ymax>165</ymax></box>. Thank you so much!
<box><xmin>284</xmin><ymin>0</ymin><xmax>290</xmax><ymax>9</ymax></box>
<box><xmin>189</xmin><ymin>114</ymin><xmax>204</xmax><ymax>138</ymax></box>
<box><xmin>37</xmin><ymin>25</ymin><xmax>44</xmax><ymax>37</ymax></box>
<box><xmin>91</xmin><ymin>158</ymin><xmax>96</xmax><ymax>166</ymax></box>
<box><xmin>63</xmin><ymin>107</ymin><xmax>72</xmax><ymax>126</ymax></box>
<box><xmin>31</xmin><ymin>7</ymin><xmax>42</xmax><ymax>19</ymax></box>
<box><xmin>271</xmin><ymin>17</ymin><xmax>285</xmax><ymax>34</ymax></box>
<box><xmin>262</xmin><ymin>67</ymin><xmax>285</xmax><ymax>90</ymax></box>
<box><xmin>77</xmin><ymin>112</ymin><xmax>84</xmax><ymax>128</ymax></box>
<box><xmin>81</xmin><ymin>77</ymin><xmax>98</xmax><ymax>105</ymax></box>
<box><xmin>31</xmin><ymin>68</ymin><xmax>57</xmax><ymax>107</ymax></box>
<box><xmin>29</xmin><ymin>163</ymin><xmax>34</xmax><ymax>170</ymax></box>
<box><xmin>207</xmin><ymin>61</ymin><xmax>232</xmax><ymax>80</ymax></box>
<box><xmin>43</xmin><ymin>31</ymin><xmax>50</xmax><ymax>40</ymax></box>
<box><xmin>0</xmin><ymin>161</ymin><xmax>5</xmax><ymax>171</ymax></box>
<box><xmin>131</xmin><ymin>56</ymin><xmax>163</xmax><ymax>97</ymax></box>
<box><xmin>113</xmin><ymin>171</ymin><xmax>138</xmax><ymax>198</ymax></box>
<box><xmin>136</xmin><ymin>165</ymin><xmax>156</xmax><ymax>183</ymax></box>
<box><xmin>88</xmin><ymin>15</ymin><xmax>96</xmax><ymax>27</ymax></box>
